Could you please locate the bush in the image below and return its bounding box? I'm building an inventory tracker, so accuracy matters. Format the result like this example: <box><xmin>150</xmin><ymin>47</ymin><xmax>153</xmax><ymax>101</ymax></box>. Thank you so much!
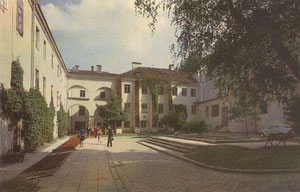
<box><xmin>183</xmin><ymin>119</ymin><xmax>208</xmax><ymax>134</ymax></box>
<box><xmin>160</xmin><ymin>110</ymin><xmax>187</xmax><ymax>132</ymax></box>
<box><xmin>285</xmin><ymin>96</ymin><xmax>300</xmax><ymax>136</ymax></box>
<box><xmin>57</xmin><ymin>104</ymin><xmax>70</xmax><ymax>137</ymax></box>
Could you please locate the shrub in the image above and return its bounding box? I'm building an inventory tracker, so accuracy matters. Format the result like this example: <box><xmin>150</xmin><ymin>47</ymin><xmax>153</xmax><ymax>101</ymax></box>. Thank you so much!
<box><xmin>160</xmin><ymin>110</ymin><xmax>187</xmax><ymax>132</ymax></box>
<box><xmin>284</xmin><ymin>96</ymin><xmax>300</xmax><ymax>136</ymax></box>
<box><xmin>57</xmin><ymin>104</ymin><xmax>70</xmax><ymax>137</ymax></box>
<box><xmin>183</xmin><ymin>119</ymin><xmax>208</xmax><ymax>134</ymax></box>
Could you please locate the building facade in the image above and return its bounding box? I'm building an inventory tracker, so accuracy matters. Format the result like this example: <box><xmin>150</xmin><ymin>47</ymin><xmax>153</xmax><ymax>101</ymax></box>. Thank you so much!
<box><xmin>67</xmin><ymin>63</ymin><xmax>199</xmax><ymax>134</ymax></box>
<box><xmin>0</xmin><ymin>0</ymin><xmax>68</xmax><ymax>159</ymax></box>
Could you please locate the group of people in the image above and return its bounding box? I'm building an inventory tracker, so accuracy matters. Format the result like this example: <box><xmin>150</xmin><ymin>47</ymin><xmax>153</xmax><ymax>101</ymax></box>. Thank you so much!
<box><xmin>79</xmin><ymin>125</ymin><xmax>114</xmax><ymax>147</ymax></box>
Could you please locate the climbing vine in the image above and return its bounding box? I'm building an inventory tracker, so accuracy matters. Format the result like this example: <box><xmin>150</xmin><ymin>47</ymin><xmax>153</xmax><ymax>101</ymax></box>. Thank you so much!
<box><xmin>138</xmin><ymin>68</ymin><xmax>168</xmax><ymax>113</ymax></box>
<box><xmin>1</xmin><ymin>60</ymin><xmax>56</xmax><ymax>151</ymax></box>
<box><xmin>57</xmin><ymin>103</ymin><xmax>70</xmax><ymax>137</ymax></box>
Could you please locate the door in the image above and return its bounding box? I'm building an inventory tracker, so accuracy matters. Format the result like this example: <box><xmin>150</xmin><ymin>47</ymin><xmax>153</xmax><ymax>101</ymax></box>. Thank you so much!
<box><xmin>221</xmin><ymin>107</ymin><xmax>228</xmax><ymax>127</ymax></box>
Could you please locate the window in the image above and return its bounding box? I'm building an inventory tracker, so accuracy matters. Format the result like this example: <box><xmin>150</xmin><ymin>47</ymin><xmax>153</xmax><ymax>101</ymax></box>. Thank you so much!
<box><xmin>142</xmin><ymin>86</ymin><xmax>147</xmax><ymax>94</ymax></box>
<box><xmin>191</xmin><ymin>105</ymin><xmax>197</xmax><ymax>114</ymax></box>
<box><xmin>16</xmin><ymin>0</ymin><xmax>23</xmax><ymax>36</ymax></box>
<box><xmin>36</xmin><ymin>27</ymin><xmax>40</xmax><ymax>49</ymax></box>
<box><xmin>43</xmin><ymin>40</ymin><xmax>47</xmax><ymax>60</ymax></box>
<box><xmin>191</xmin><ymin>89</ymin><xmax>196</xmax><ymax>97</ymax></box>
<box><xmin>0</xmin><ymin>0</ymin><xmax>8</xmax><ymax>9</ymax></box>
<box><xmin>205</xmin><ymin>106</ymin><xmax>209</xmax><ymax>118</ymax></box>
<box><xmin>211</xmin><ymin>104</ymin><xmax>219</xmax><ymax>117</ymax></box>
<box><xmin>158</xmin><ymin>104</ymin><xmax>164</xmax><ymax>114</ymax></box>
<box><xmin>80</xmin><ymin>90</ymin><xmax>86</xmax><ymax>98</ymax></box>
<box><xmin>141</xmin><ymin>103</ymin><xmax>147</xmax><ymax>113</ymax></box>
<box><xmin>124</xmin><ymin>121</ymin><xmax>130</xmax><ymax>128</ymax></box>
<box><xmin>158</xmin><ymin>86</ymin><xmax>164</xmax><ymax>95</ymax></box>
<box><xmin>260</xmin><ymin>102</ymin><xmax>268</xmax><ymax>114</ymax></box>
<box><xmin>124</xmin><ymin>103</ymin><xmax>130</xmax><ymax>111</ymax></box>
<box><xmin>35</xmin><ymin>69</ymin><xmax>39</xmax><ymax>89</ymax></box>
<box><xmin>51</xmin><ymin>54</ymin><xmax>54</xmax><ymax>69</ymax></box>
<box><xmin>141</xmin><ymin>120</ymin><xmax>147</xmax><ymax>128</ymax></box>
<box><xmin>56</xmin><ymin>91</ymin><xmax>59</xmax><ymax>107</ymax></box>
<box><xmin>172</xmin><ymin>87</ymin><xmax>178</xmax><ymax>96</ymax></box>
<box><xmin>79</xmin><ymin>106</ymin><xmax>85</xmax><ymax>116</ymax></box>
<box><xmin>42</xmin><ymin>77</ymin><xmax>46</xmax><ymax>97</ymax></box>
<box><xmin>182</xmin><ymin>88</ymin><xmax>187</xmax><ymax>96</ymax></box>
<box><xmin>124</xmin><ymin>84</ymin><xmax>130</xmax><ymax>93</ymax></box>
<box><xmin>57</xmin><ymin>65</ymin><xmax>60</xmax><ymax>77</ymax></box>
<box><xmin>100</xmin><ymin>92</ymin><xmax>105</xmax><ymax>99</ymax></box>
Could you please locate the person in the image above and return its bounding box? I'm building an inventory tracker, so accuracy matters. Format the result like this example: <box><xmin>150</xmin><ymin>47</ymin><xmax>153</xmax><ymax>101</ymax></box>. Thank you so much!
<box><xmin>94</xmin><ymin>126</ymin><xmax>98</xmax><ymax>138</ymax></box>
<box><xmin>87</xmin><ymin>126</ymin><xmax>91</xmax><ymax>138</ymax></box>
<box><xmin>79</xmin><ymin>127</ymin><xmax>86</xmax><ymax>147</ymax></box>
<box><xmin>107</xmin><ymin>126</ymin><xmax>113</xmax><ymax>147</ymax></box>
<box><xmin>97</xmin><ymin>127</ymin><xmax>102</xmax><ymax>144</ymax></box>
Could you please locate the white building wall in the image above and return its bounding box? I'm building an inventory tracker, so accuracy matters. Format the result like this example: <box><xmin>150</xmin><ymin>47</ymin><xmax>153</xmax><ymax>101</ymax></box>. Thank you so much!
<box><xmin>0</xmin><ymin>0</ymin><xmax>68</xmax><ymax>160</ymax></box>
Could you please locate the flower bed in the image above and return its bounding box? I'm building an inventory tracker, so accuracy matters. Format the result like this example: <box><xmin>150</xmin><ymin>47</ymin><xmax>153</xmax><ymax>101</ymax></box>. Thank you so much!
<box><xmin>53</xmin><ymin>136</ymin><xmax>80</xmax><ymax>152</ymax></box>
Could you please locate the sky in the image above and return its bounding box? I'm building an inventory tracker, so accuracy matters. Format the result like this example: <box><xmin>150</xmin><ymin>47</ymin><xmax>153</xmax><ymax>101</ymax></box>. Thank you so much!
<box><xmin>40</xmin><ymin>0</ymin><xmax>177</xmax><ymax>74</ymax></box>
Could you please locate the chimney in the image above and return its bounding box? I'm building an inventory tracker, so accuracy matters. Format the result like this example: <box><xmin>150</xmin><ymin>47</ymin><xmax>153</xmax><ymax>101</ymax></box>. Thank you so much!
<box><xmin>75</xmin><ymin>65</ymin><xmax>79</xmax><ymax>71</ymax></box>
<box><xmin>96</xmin><ymin>65</ymin><xmax>102</xmax><ymax>72</ymax></box>
<box><xmin>169</xmin><ymin>64</ymin><xmax>174</xmax><ymax>71</ymax></box>
<box><xmin>91</xmin><ymin>66</ymin><xmax>94</xmax><ymax>71</ymax></box>
<box><xmin>132</xmin><ymin>62</ymin><xmax>142</xmax><ymax>70</ymax></box>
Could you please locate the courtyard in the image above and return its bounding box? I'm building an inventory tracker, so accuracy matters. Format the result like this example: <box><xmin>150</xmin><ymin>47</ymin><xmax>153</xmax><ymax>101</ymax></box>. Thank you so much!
<box><xmin>34</xmin><ymin>136</ymin><xmax>300</xmax><ymax>192</ymax></box>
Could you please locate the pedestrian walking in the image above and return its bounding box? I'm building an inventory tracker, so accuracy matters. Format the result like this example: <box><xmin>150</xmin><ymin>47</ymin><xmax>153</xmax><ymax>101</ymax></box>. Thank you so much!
<box><xmin>79</xmin><ymin>127</ymin><xmax>86</xmax><ymax>147</ymax></box>
<box><xmin>87</xmin><ymin>126</ymin><xmax>91</xmax><ymax>138</ymax></box>
<box><xmin>94</xmin><ymin>126</ymin><xmax>98</xmax><ymax>138</ymax></box>
<box><xmin>107</xmin><ymin>126</ymin><xmax>113</xmax><ymax>147</ymax></box>
<box><xmin>97</xmin><ymin>127</ymin><xmax>102</xmax><ymax>144</ymax></box>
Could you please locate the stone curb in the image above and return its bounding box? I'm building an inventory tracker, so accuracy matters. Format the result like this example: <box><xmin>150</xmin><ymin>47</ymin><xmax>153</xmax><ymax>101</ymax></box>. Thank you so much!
<box><xmin>166</xmin><ymin>135</ymin><xmax>265</xmax><ymax>144</ymax></box>
<box><xmin>137</xmin><ymin>141</ymin><xmax>300</xmax><ymax>175</ymax></box>
<box><xmin>105</xmin><ymin>150</ymin><xmax>127</xmax><ymax>192</ymax></box>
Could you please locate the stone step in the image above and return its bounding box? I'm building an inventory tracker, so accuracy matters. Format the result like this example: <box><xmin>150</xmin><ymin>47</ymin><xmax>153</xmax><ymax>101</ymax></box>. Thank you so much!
<box><xmin>151</xmin><ymin>137</ymin><xmax>198</xmax><ymax>149</ymax></box>
<box><xmin>148</xmin><ymin>138</ymin><xmax>198</xmax><ymax>151</ymax></box>
<box><xmin>144</xmin><ymin>140</ymin><xmax>190</xmax><ymax>153</ymax></box>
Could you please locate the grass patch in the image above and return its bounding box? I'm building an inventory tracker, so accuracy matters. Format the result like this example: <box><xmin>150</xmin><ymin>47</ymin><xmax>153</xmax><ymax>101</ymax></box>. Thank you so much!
<box><xmin>138</xmin><ymin>138</ymin><xmax>148</xmax><ymax>142</ymax></box>
<box><xmin>0</xmin><ymin>177</ymin><xmax>40</xmax><ymax>192</ymax></box>
<box><xmin>185</xmin><ymin>145</ymin><xmax>300</xmax><ymax>170</ymax></box>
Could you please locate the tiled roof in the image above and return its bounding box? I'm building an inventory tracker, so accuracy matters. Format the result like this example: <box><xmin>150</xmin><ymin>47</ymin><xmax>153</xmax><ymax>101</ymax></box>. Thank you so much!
<box><xmin>68</xmin><ymin>70</ymin><xmax>118</xmax><ymax>78</ymax></box>
<box><xmin>120</xmin><ymin>67</ymin><xmax>197</xmax><ymax>84</ymax></box>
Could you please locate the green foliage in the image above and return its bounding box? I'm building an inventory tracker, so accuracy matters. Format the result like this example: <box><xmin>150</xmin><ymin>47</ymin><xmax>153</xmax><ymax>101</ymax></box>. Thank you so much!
<box><xmin>24</xmin><ymin>89</ymin><xmax>51</xmax><ymax>151</ymax></box>
<box><xmin>160</xmin><ymin>110</ymin><xmax>187</xmax><ymax>132</ymax></box>
<box><xmin>97</xmin><ymin>93</ymin><xmax>128</xmax><ymax>127</ymax></box>
<box><xmin>57</xmin><ymin>103</ymin><xmax>70</xmax><ymax>137</ymax></box>
<box><xmin>173</xmin><ymin>104</ymin><xmax>187</xmax><ymax>116</ymax></box>
<box><xmin>139</xmin><ymin>68</ymin><xmax>168</xmax><ymax>113</ymax></box>
<box><xmin>183</xmin><ymin>119</ymin><xmax>208</xmax><ymax>135</ymax></box>
<box><xmin>135</xmin><ymin>0</ymin><xmax>300</xmax><ymax>118</ymax></box>
<box><xmin>284</xmin><ymin>96</ymin><xmax>300</xmax><ymax>136</ymax></box>
<box><xmin>0</xmin><ymin>177</ymin><xmax>40</xmax><ymax>192</ymax></box>
<box><xmin>0</xmin><ymin>60</ymin><xmax>26</xmax><ymax>124</ymax></box>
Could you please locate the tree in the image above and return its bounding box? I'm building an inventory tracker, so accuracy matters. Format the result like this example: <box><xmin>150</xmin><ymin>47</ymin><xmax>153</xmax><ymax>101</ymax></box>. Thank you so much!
<box><xmin>96</xmin><ymin>93</ymin><xmax>128</xmax><ymax>129</ymax></box>
<box><xmin>135</xmin><ymin>0</ymin><xmax>300</xmax><ymax>117</ymax></box>
<box><xmin>160</xmin><ymin>110</ymin><xmax>187</xmax><ymax>132</ymax></box>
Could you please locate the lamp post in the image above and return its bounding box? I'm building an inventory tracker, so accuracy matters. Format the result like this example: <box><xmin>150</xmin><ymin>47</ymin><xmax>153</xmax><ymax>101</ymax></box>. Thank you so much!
<box><xmin>30</xmin><ymin>0</ymin><xmax>39</xmax><ymax>88</ymax></box>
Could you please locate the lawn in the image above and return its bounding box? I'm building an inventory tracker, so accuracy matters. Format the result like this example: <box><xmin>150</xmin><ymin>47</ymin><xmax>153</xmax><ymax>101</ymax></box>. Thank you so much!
<box><xmin>184</xmin><ymin>145</ymin><xmax>300</xmax><ymax>170</ymax></box>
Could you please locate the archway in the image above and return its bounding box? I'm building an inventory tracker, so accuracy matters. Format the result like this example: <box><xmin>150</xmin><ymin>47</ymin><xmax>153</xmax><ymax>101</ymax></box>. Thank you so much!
<box><xmin>68</xmin><ymin>104</ymin><xmax>90</xmax><ymax>132</ymax></box>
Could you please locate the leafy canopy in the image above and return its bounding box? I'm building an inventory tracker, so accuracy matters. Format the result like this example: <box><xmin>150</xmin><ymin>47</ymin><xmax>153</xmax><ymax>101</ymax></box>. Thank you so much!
<box><xmin>96</xmin><ymin>93</ymin><xmax>128</xmax><ymax>125</ymax></box>
<box><xmin>135</xmin><ymin>0</ymin><xmax>300</xmax><ymax>116</ymax></box>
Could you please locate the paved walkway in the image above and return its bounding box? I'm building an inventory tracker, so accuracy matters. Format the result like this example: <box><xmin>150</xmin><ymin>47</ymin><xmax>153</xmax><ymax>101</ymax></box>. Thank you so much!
<box><xmin>38</xmin><ymin>137</ymin><xmax>121</xmax><ymax>192</ymax></box>
<box><xmin>109</xmin><ymin>137</ymin><xmax>300</xmax><ymax>192</ymax></box>
<box><xmin>0</xmin><ymin>136</ymin><xmax>70</xmax><ymax>181</ymax></box>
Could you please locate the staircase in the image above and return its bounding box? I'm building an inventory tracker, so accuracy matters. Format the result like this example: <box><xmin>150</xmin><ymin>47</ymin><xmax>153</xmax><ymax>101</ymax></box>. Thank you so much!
<box><xmin>143</xmin><ymin>137</ymin><xmax>199</xmax><ymax>153</ymax></box>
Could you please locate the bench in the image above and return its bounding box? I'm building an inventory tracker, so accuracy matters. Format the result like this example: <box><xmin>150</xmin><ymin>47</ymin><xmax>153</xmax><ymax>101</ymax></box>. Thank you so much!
<box><xmin>265</xmin><ymin>133</ymin><xmax>294</xmax><ymax>147</ymax></box>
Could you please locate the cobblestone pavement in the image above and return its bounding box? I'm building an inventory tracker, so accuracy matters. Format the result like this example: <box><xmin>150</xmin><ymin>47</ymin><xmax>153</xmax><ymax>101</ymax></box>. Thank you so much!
<box><xmin>107</xmin><ymin>137</ymin><xmax>300</xmax><ymax>192</ymax></box>
<box><xmin>38</xmin><ymin>138</ymin><xmax>119</xmax><ymax>192</ymax></box>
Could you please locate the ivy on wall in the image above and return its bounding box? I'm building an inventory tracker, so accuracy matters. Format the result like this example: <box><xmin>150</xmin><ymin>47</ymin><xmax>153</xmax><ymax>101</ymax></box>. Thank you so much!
<box><xmin>57</xmin><ymin>103</ymin><xmax>70</xmax><ymax>138</ymax></box>
<box><xmin>0</xmin><ymin>60</ymin><xmax>56</xmax><ymax>151</ymax></box>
